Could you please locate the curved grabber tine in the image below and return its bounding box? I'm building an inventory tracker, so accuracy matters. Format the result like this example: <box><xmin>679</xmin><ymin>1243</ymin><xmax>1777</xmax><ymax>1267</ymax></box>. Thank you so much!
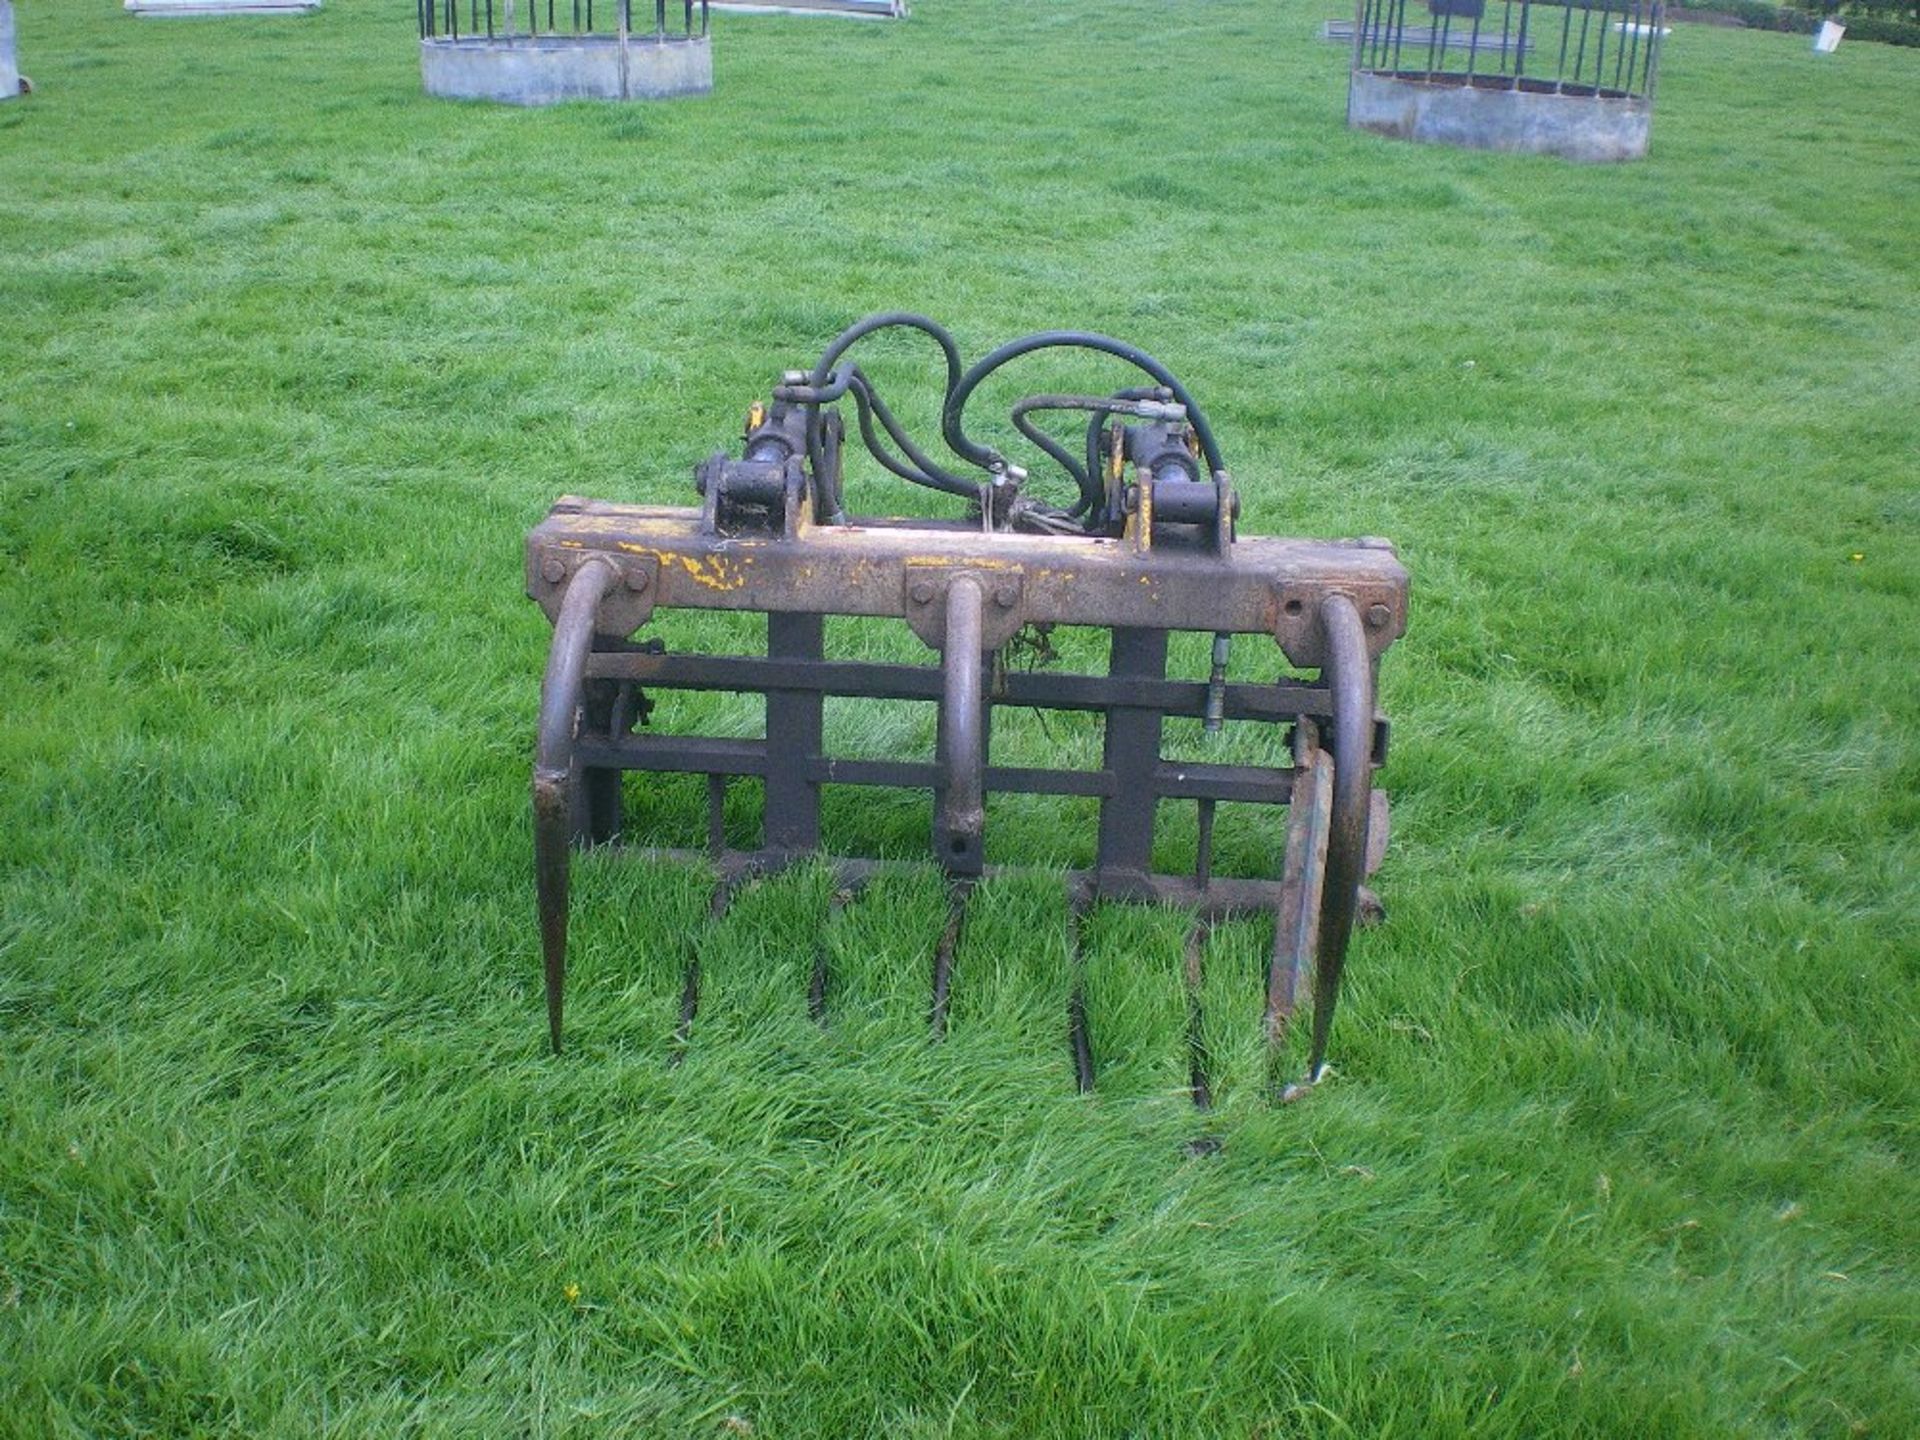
<box><xmin>533</xmin><ymin>559</ymin><xmax>619</xmax><ymax>1054</ymax></box>
<box><xmin>1304</xmin><ymin>592</ymin><xmax>1377</xmax><ymax>1085</ymax></box>
<box><xmin>1267</xmin><ymin>730</ymin><xmax>1331</xmax><ymax>1093</ymax></box>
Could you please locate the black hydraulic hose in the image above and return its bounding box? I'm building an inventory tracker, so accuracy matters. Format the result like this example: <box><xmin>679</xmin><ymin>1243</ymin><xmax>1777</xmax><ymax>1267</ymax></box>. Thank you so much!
<box><xmin>1010</xmin><ymin>393</ymin><xmax>1189</xmax><ymax>519</ymax></box>
<box><xmin>813</xmin><ymin>311</ymin><xmax>965</xmax><ymax>394</ymax></box>
<box><xmin>1009</xmin><ymin>398</ymin><xmax>1096</xmax><ymax>510</ymax></box>
<box><xmin>850</xmin><ymin>373</ymin><xmax>979</xmax><ymax>497</ymax></box>
<box><xmin>783</xmin><ymin>366</ymin><xmax>980</xmax><ymax>498</ymax></box>
<box><xmin>942</xmin><ymin>331</ymin><xmax>1227</xmax><ymax>480</ymax></box>
<box><xmin>802</xmin><ymin>313</ymin><xmax>981</xmax><ymax>516</ymax></box>
<box><xmin>845</xmin><ymin>373</ymin><xmax>933</xmax><ymax>488</ymax></box>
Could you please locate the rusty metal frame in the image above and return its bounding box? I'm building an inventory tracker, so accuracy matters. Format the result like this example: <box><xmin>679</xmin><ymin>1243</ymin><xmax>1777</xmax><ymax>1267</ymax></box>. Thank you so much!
<box><xmin>528</xmin><ymin>495</ymin><xmax>1406</xmax><ymax>1098</ymax></box>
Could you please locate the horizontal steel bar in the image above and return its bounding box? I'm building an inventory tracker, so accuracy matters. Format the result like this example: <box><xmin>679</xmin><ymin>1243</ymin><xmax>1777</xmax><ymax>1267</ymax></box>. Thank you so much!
<box><xmin>813</xmin><ymin>758</ymin><xmax>1116</xmax><ymax>799</ymax></box>
<box><xmin>1154</xmin><ymin>761</ymin><xmax>1293</xmax><ymax>805</ymax></box>
<box><xmin>574</xmin><ymin>736</ymin><xmax>1296</xmax><ymax>805</ymax></box>
<box><xmin>576</xmin><ymin>735</ymin><xmax>769</xmax><ymax>775</ymax></box>
<box><xmin>583</xmin><ymin>650</ymin><xmax>1335</xmax><ymax>722</ymax></box>
<box><xmin>530</xmin><ymin>499</ymin><xmax>1408</xmax><ymax>661</ymax></box>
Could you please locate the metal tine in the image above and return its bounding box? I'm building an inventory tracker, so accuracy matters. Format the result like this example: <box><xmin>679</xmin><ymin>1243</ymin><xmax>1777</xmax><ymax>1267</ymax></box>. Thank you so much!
<box><xmin>1269</xmin><ymin>724</ymin><xmax>1332</xmax><ymax>1100</ymax></box>
<box><xmin>809</xmin><ymin>871</ymin><xmax>870</xmax><ymax>1024</ymax></box>
<box><xmin>929</xmin><ymin>879</ymin><xmax>974</xmax><ymax>1040</ymax></box>
<box><xmin>668</xmin><ymin>871</ymin><xmax>736</xmax><ymax>1067</ymax></box>
<box><xmin>1183</xmin><ymin>919</ymin><xmax>1214</xmax><ymax>1110</ymax></box>
<box><xmin>1066</xmin><ymin>887</ymin><xmax>1096</xmax><ymax>1092</ymax></box>
<box><xmin>1195</xmin><ymin>797</ymin><xmax>1216</xmax><ymax>890</ymax></box>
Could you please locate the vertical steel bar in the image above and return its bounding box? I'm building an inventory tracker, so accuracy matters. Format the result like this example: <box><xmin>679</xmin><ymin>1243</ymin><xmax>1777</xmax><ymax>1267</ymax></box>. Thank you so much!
<box><xmin>581</xmin><ymin>681</ymin><xmax>623</xmax><ymax>846</ymax></box>
<box><xmin>1094</xmin><ymin>628</ymin><xmax>1168</xmax><ymax>885</ymax></box>
<box><xmin>764</xmin><ymin>612</ymin><xmax>825</xmax><ymax>854</ymax></box>
<box><xmin>1645</xmin><ymin>0</ymin><xmax>1665</xmax><ymax>100</ymax></box>
<box><xmin>936</xmin><ymin>578</ymin><xmax>987</xmax><ymax>876</ymax></box>
<box><xmin>1591</xmin><ymin>2</ymin><xmax>1610</xmax><ymax>92</ymax></box>
<box><xmin>705</xmin><ymin>773</ymin><xmax>727</xmax><ymax>858</ymax></box>
<box><xmin>1613</xmin><ymin>0</ymin><xmax>1632</xmax><ymax>91</ymax></box>
<box><xmin>1624</xmin><ymin>0</ymin><xmax>1643</xmax><ymax>94</ymax></box>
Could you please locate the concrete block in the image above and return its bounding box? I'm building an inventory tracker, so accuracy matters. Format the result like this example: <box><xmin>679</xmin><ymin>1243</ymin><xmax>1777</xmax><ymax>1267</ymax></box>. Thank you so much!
<box><xmin>420</xmin><ymin>34</ymin><xmax>712</xmax><ymax>105</ymax></box>
<box><xmin>1347</xmin><ymin>70</ymin><xmax>1651</xmax><ymax>163</ymax></box>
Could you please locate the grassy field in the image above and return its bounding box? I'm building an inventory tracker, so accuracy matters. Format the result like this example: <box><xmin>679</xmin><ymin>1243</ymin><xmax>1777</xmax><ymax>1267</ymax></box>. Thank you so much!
<box><xmin>2</xmin><ymin>1</ymin><xmax>1916</xmax><ymax>1434</ymax></box>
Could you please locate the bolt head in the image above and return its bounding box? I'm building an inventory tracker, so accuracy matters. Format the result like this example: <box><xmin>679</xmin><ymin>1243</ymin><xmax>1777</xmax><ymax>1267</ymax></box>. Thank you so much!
<box><xmin>993</xmin><ymin>585</ymin><xmax>1018</xmax><ymax>610</ymax></box>
<box><xmin>541</xmin><ymin>557</ymin><xmax>567</xmax><ymax>584</ymax></box>
<box><xmin>626</xmin><ymin>569</ymin><xmax>650</xmax><ymax>592</ymax></box>
<box><xmin>1366</xmin><ymin>603</ymin><xmax>1393</xmax><ymax>630</ymax></box>
<box><xmin>910</xmin><ymin>580</ymin><xmax>936</xmax><ymax>605</ymax></box>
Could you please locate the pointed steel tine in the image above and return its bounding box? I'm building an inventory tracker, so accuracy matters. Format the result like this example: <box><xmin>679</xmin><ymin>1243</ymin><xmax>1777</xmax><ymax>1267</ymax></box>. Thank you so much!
<box><xmin>532</xmin><ymin>558</ymin><xmax>618</xmax><ymax>1055</ymax></box>
<box><xmin>1306</xmin><ymin>595</ymin><xmax>1377</xmax><ymax>1084</ymax></box>
<box><xmin>669</xmin><ymin>960</ymin><xmax>701</xmax><ymax>1066</ymax></box>
<box><xmin>810</xmin><ymin>873</ymin><xmax>868</xmax><ymax>1024</ymax></box>
<box><xmin>1184</xmin><ymin>919</ymin><xmax>1214</xmax><ymax>1110</ymax></box>
<box><xmin>1269</xmin><ymin>745</ymin><xmax>1332</xmax><ymax>1094</ymax></box>
<box><xmin>929</xmin><ymin>878</ymin><xmax>973</xmax><ymax>1040</ymax></box>
<box><xmin>1067</xmin><ymin>887</ymin><xmax>1096</xmax><ymax>1092</ymax></box>
<box><xmin>535</xmin><ymin>791</ymin><xmax>572</xmax><ymax>1055</ymax></box>
<box><xmin>668</xmin><ymin>873</ymin><xmax>735</xmax><ymax>1068</ymax></box>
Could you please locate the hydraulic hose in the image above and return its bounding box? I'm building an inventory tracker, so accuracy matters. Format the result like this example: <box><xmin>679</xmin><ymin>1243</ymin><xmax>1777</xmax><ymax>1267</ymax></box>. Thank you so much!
<box><xmin>941</xmin><ymin>331</ymin><xmax>1228</xmax><ymax>480</ymax></box>
<box><xmin>801</xmin><ymin>313</ymin><xmax>982</xmax><ymax>511</ymax></box>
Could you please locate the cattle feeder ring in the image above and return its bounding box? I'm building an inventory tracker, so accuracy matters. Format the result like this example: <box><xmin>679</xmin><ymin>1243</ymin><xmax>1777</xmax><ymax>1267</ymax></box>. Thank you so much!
<box><xmin>523</xmin><ymin>315</ymin><xmax>1410</xmax><ymax>1106</ymax></box>
<box><xmin>420</xmin><ymin>0</ymin><xmax>712</xmax><ymax>106</ymax></box>
<box><xmin>1344</xmin><ymin>0</ymin><xmax>1666</xmax><ymax>161</ymax></box>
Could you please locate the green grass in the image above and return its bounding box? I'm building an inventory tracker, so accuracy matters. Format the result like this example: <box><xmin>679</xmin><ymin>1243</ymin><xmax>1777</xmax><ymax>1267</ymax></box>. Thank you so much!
<box><xmin>2</xmin><ymin>2</ymin><xmax>1916</xmax><ymax>1435</ymax></box>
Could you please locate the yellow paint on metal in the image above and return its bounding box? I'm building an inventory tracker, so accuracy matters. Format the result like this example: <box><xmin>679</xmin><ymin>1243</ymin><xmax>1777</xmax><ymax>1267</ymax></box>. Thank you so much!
<box><xmin>672</xmin><ymin>554</ymin><xmax>749</xmax><ymax>592</ymax></box>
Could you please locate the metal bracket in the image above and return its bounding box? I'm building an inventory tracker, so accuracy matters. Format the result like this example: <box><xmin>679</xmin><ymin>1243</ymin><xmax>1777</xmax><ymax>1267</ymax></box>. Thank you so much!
<box><xmin>529</xmin><ymin>548</ymin><xmax>659</xmax><ymax>639</ymax></box>
<box><xmin>1272</xmin><ymin>564</ymin><xmax>1406</xmax><ymax>667</ymax></box>
<box><xmin>902</xmin><ymin>566</ymin><xmax>1027</xmax><ymax>651</ymax></box>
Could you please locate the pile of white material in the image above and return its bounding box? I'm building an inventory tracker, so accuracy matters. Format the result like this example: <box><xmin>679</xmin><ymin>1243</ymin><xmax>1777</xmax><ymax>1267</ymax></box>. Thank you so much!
<box><xmin>711</xmin><ymin>0</ymin><xmax>905</xmax><ymax>17</ymax></box>
<box><xmin>126</xmin><ymin>0</ymin><xmax>320</xmax><ymax>15</ymax></box>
